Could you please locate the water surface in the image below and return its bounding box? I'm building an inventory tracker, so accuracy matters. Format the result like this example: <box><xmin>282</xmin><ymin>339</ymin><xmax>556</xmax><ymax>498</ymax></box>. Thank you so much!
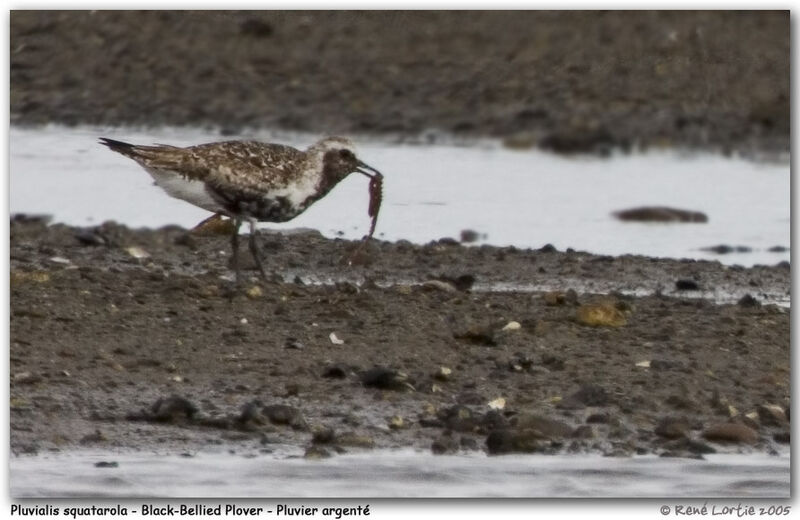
<box><xmin>10</xmin><ymin>126</ymin><xmax>790</xmax><ymax>267</ymax></box>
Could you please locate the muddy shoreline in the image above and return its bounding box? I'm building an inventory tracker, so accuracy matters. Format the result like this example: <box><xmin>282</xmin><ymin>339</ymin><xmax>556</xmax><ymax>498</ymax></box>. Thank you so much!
<box><xmin>10</xmin><ymin>11</ymin><xmax>789</xmax><ymax>156</ymax></box>
<box><xmin>10</xmin><ymin>217</ymin><xmax>790</xmax><ymax>459</ymax></box>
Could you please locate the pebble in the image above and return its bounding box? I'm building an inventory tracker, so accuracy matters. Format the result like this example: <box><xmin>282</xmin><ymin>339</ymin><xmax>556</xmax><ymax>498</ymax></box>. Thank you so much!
<box><xmin>512</xmin><ymin>414</ymin><xmax>574</xmax><ymax>438</ymax></box>
<box><xmin>360</xmin><ymin>367</ymin><xmax>410</xmax><ymax>391</ymax></box>
<box><xmin>431</xmin><ymin>432</ymin><xmax>460</xmax><ymax>455</ymax></box>
<box><xmin>654</xmin><ymin>416</ymin><xmax>690</xmax><ymax>439</ymax></box>
<box><xmin>150</xmin><ymin>396</ymin><xmax>198</xmax><ymax>422</ymax></box>
<box><xmin>702</xmin><ymin>422</ymin><xmax>759</xmax><ymax>444</ymax></box>
<box><xmin>757</xmin><ymin>404</ymin><xmax>787</xmax><ymax>426</ymax></box>
<box><xmin>329</xmin><ymin>332</ymin><xmax>345</xmax><ymax>345</ymax></box>
<box><xmin>501</xmin><ymin>321</ymin><xmax>521</xmax><ymax>331</ymax></box>
<box><xmin>262</xmin><ymin>404</ymin><xmax>307</xmax><ymax>430</ymax></box>
<box><xmin>675</xmin><ymin>279</ymin><xmax>701</xmax><ymax>291</ymax></box>
<box><xmin>576</xmin><ymin>303</ymin><xmax>627</xmax><ymax>327</ymax></box>
<box><xmin>433</xmin><ymin>366</ymin><xmax>452</xmax><ymax>381</ymax></box>
<box><xmin>322</xmin><ymin>363</ymin><xmax>349</xmax><ymax>379</ymax></box>
<box><xmin>612</xmin><ymin>207</ymin><xmax>708</xmax><ymax>223</ymax></box>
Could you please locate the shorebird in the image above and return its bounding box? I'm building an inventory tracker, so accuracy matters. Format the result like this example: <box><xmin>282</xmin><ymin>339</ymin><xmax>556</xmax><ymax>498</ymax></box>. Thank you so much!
<box><xmin>99</xmin><ymin>136</ymin><xmax>383</xmax><ymax>283</ymax></box>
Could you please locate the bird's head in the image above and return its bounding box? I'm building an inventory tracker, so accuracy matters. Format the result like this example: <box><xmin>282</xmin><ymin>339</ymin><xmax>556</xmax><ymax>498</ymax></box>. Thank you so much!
<box><xmin>310</xmin><ymin>137</ymin><xmax>382</xmax><ymax>188</ymax></box>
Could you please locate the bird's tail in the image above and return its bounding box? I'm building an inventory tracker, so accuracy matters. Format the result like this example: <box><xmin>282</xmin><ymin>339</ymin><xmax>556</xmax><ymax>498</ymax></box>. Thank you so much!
<box><xmin>99</xmin><ymin>137</ymin><xmax>139</xmax><ymax>158</ymax></box>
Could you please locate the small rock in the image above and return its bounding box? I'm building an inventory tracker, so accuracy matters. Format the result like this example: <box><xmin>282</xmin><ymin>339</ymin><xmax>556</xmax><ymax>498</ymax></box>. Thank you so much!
<box><xmin>389</xmin><ymin>416</ymin><xmax>405</xmax><ymax>429</ymax></box>
<box><xmin>360</xmin><ymin>367</ymin><xmax>410</xmax><ymax>391</ymax></box>
<box><xmin>322</xmin><ymin>363</ymin><xmax>349</xmax><ymax>379</ymax></box>
<box><xmin>773</xmin><ymin>431</ymin><xmax>790</xmax><ymax>444</ymax></box>
<box><xmin>433</xmin><ymin>366</ymin><xmax>452</xmax><ymax>381</ymax></box>
<box><xmin>576</xmin><ymin>303</ymin><xmax>627</xmax><ymax>327</ymax></box>
<box><xmin>438</xmin><ymin>405</ymin><xmax>480</xmax><ymax>432</ymax></box>
<box><xmin>701</xmin><ymin>244</ymin><xmax>752</xmax><ymax>255</ymax></box>
<box><xmin>80</xmin><ymin>430</ymin><xmax>107</xmax><ymax>444</ymax></box>
<box><xmin>702</xmin><ymin>422</ymin><xmax>759</xmax><ymax>444</ymax></box>
<box><xmin>559</xmin><ymin>384</ymin><xmax>610</xmax><ymax>409</ymax></box>
<box><xmin>150</xmin><ymin>396</ymin><xmax>197</xmax><ymax>422</ymax></box>
<box><xmin>245</xmin><ymin>286</ymin><xmax>263</xmax><ymax>299</ymax></box>
<box><xmin>421</xmin><ymin>280</ymin><xmax>457</xmax><ymax>293</ymax></box>
<box><xmin>329</xmin><ymin>332</ymin><xmax>345</xmax><ymax>345</ymax></box>
<box><xmin>453</xmin><ymin>323</ymin><xmax>497</xmax><ymax>346</ymax></box>
<box><xmin>613</xmin><ymin>206</ymin><xmax>708</xmax><ymax>223</ymax></box>
<box><xmin>94</xmin><ymin>461</ymin><xmax>119</xmax><ymax>468</ymax></box>
<box><xmin>501</xmin><ymin>321</ymin><xmax>521</xmax><ymax>331</ymax></box>
<box><xmin>459</xmin><ymin>229</ymin><xmax>480</xmax><ymax>243</ymax></box>
<box><xmin>304</xmin><ymin>445</ymin><xmax>332</xmax><ymax>459</ymax></box>
<box><xmin>312</xmin><ymin>425</ymin><xmax>336</xmax><ymax>444</ymax></box>
<box><xmin>262</xmin><ymin>404</ymin><xmax>307</xmax><ymax>430</ymax></box>
<box><xmin>757</xmin><ymin>404</ymin><xmax>787</xmax><ymax>426</ymax></box>
<box><xmin>12</xmin><ymin>371</ymin><xmax>41</xmax><ymax>385</ymax></box>
<box><xmin>431</xmin><ymin>432</ymin><xmax>461</xmax><ymax>455</ymax></box>
<box><xmin>675</xmin><ymin>279</ymin><xmax>701</xmax><ymax>291</ymax></box>
<box><xmin>513</xmin><ymin>414</ymin><xmax>574</xmax><ymax>438</ymax></box>
<box><xmin>572</xmin><ymin>425</ymin><xmax>595</xmax><ymax>439</ymax></box>
<box><xmin>125</xmin><ymin>246</ymin><xmax>150</xmax><ymax>259</ymax></box>
<box><xmin>487</xmin><ymin>397</ymin><xmax>506</xmax><ymax>410</ymax></box>
<box><xmin>654</xmin><ymin>416</ymin><xmax>691</xmax><ymax>439</ymax></box>
<box><xmin>335</xmin><ymin>433</ymin><xmax>375</xmax><ymax>449</ymax></box>
<box><xmin>543</xmin><ymin>291</ymin><xmax>567</xmax><ymax>306</ymax></box>
<box><xmin>737</xmin><ymin>294</ymin><xmax>761</xmax><ymax>307</ymax></box>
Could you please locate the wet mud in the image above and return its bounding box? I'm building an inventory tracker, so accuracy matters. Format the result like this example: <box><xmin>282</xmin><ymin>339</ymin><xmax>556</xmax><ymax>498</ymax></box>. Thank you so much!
<box><xmin>10</xmin><ymin>217</ymin><xmax>791</xmax><ymax>459</ymax></box>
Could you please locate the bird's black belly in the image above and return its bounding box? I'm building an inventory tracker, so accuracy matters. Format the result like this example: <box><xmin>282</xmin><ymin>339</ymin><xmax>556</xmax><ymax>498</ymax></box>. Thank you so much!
<box><xmin>209</xmin><ymin>186</ymin><xmax>302</xmax><ymax>223</ymax></box>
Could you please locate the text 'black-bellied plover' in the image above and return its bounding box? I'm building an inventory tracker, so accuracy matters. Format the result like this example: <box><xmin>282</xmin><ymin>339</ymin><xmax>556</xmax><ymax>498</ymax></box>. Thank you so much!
<box><xmin>99</xmin><ymin>136</ymin><xmax>384</xmax><ymax>283</ymax></box>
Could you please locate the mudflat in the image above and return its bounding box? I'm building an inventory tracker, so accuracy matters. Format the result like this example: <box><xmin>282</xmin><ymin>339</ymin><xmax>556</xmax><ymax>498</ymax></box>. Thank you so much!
<box><xmin>10</xmin><ymin>11</ymin><xmax>789</xmax><ymax>154</ymax></box>
<box><xmin>10</xmin><ymin>217</ymin><xmax>790</xmax><ymax>458</ymax></box>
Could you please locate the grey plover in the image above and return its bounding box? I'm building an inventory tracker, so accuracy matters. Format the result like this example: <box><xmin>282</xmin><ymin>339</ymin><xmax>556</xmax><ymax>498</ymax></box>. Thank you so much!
<box><xmin>99</xmin><ymin>136</ymin><xmax>383</xmax><ymax>282</ymax></box>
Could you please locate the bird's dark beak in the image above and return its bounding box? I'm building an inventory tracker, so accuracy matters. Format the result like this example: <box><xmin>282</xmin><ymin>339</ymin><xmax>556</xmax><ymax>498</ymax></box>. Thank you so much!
<box><xmin>356</xmin><ymin>160</ymin><xmax>382</xmax><ymax>179</ymax></box>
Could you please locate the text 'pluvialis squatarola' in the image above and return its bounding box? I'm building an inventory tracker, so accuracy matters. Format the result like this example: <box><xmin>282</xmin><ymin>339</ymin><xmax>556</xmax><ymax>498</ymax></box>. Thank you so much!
<box><xmin>99</xmin><ymin>136</ymin><xmax>383</xmax><ymax>283</ymax></box>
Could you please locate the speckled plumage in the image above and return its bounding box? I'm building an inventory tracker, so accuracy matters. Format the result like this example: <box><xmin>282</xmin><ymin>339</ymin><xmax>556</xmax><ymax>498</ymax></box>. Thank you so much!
<box><xmin>99</xmin><ymin>136</ymin><xmax>383</xmax><ymax>282</ymax></box>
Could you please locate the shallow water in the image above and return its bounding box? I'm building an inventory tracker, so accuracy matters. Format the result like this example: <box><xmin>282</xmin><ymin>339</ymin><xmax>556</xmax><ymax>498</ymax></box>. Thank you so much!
<box><xmin>9</xmin><ymin>449</ymin><xmax>789</xmax><ymax>498</ymax></box>
<box><xmin>10</xmin><ymin>126</ymin><xmax>790</xmax><ymax>267</ymax></box>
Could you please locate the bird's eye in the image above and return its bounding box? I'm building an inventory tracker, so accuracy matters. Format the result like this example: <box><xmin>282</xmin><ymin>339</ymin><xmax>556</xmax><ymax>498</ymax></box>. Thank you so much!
<box><xmin>339</xmin><ymin>149</ymin><xmax>355</xmax><ymax>160</ymax></box>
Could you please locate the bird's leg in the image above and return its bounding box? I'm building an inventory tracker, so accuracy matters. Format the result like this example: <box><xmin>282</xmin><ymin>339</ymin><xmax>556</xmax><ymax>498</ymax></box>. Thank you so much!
<box><xmin>231</xmin><ymin>218</ymin><xmax>242</xmax><ymax>285</ymax></box>
<box><xmin>248</xmin><ymin>221</ymin><xmax>268</xmax><ymax>281</ymax></box>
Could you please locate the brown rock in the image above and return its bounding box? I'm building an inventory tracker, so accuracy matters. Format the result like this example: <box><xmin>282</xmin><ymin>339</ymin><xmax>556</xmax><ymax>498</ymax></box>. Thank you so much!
<box><xmin>702</xmin><ymin>423</ymin><xmax>759</xmax><ymax>444</ymax></box>
<box><xmin>613</xmin><ymin>206</ymin><xmax>708</xmax><ymax>223</ymax></box>
<box><xmin>576</xmin><ymin>303</ymin><xmax>627</xmax><ymax>327</ymax></box>
<box><xmin>654</xmin><ymin>416</ymin><xmax>690</xmax><ymax>439</ymax></box>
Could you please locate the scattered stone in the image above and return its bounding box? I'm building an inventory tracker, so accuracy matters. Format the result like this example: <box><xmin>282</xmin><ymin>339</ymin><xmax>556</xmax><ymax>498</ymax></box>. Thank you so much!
<box><xmin>773</xmin><ymin>431</ymin><xmax>790</xmax><ymax>444</ymax></box>
<box><xmin>150</xmin><ymin>396</ymin><xmax>198</xmax><ymax>422</ymax></box>
<box><xmin>245</xmin><ymin>285</ymin><xmax>263</xmax><ymax>299</ymax></box>
<box><xmin>421</xmin><ymin>280</ymin><xmax>458</xmax><ymax>293</ymax></box>
<box><xmin>262</xmin><ymin>404</ymin><xmax>307</xmax><ymax>430</ymax></box>
<box><xmin>675</xmin><ymin>279</ymin><xmax>701</xmax><ymax>291</ymax></box>
<box><xmin>329</xmin><ymin>332</ymin><xmax>345</xmax><ymax>345</ymax></box>
<box><xmin>459</xmin><ymin>229</ymin><xmax>480</xmax><ymax>243</ymax></box>
<box><xmin>757</xmin><ymin>404</ymin><xmax>787</xmax><ymax>427</ymax></box>
<box><xmin>613</xmin><ymin>206</ymin><xmax>708</xmax><ymax>223</ymax></box>
<box><xmin>431</xmin><ymin>432</ymin><xmax>460</xmax><ymax>455</ymax></box>
<box><xmin>334</xmin><ymin>433</ymin><xmax>375</xmax><ymax>449</ymax></box>
<box><xmin>576</xmin><ymin>303</ymin><xmax>627</xmax><ymax>327</ymax></box>
<box><xmin>453</xmin><ymin>323</ymin><xmax>497</xmax><ymax>346</ymax></box>
<box><xmin>284</xmin><ymin>338</ymin><xmax>304</xmax><ymax>350</ymax></box>
<box><xmin>438</xmin><ymin>405</ymin><xmax>480</xmax><ymax>432</ymax></box>
<box><xmin>94</xmin><ymin>461</ymin><xmax>119</xmax><ymax>468</ymax></box>
<box><xmin>635</xmin><ymin>360</ymin><xmax>651</xmax><ymax>368</ymax></box>
<box><xmin>702</xmin><ymin>422</ymin><xmax>759</xmax><ymax>444</ymax></box>
<box><xmin>559</xmin><ymin>384</ymin><xmax>610</xmax><ymax>409</ymax></box>
<box><xmin>512</xmin><ymin>414</ymin><xmax>574</xmax><ymax>438</ymax></box>
<box><xmin>572</xmin><ymin>425</ymin><xmax>595</xmax><ymax>439</ymax></box>
<box><xmin>125</xmin><ymin>246</ymin><xmax>150</xmax><ymax>260</ymax></box>
<box><xmin>304</xmin><ymin>445</ymin><xmax>332</xmax><ymax>459</ymax></box>
<box><xmin>487</xmin><ymin>397</ymin><xmax>506</xmax><ymax>410</ymax></box>
<box><xmin>654</xmin><ymin>416</ymin><xmax>690</xmax><ymax>439</ymax></box>
<box><xmin>322</xmin><ymin>363</ymin><xmax>350</xmax><ymax>379</ymax></box>
<box><xmin>701</xmin><ymin>244</ymin><xmax>752</xmax><ymax>255</ymax></box>
<box><xmin>311</xmin><ymin>425</ymin><xmax>336</xmax><ymax>444</ymax></box>
<box><xmin>80</xmin><ymin>430</ymin><xmax>108</xmax><ymax>444</ymax></box>
<box><xmin>737</xmin><ymin>294</ymin><xmax>761</xmax><ymax>307</ymax></box>
<box><xmin>389</xmin><ymin>416</ymin><xmax>405</xmax><ymax>429</ymax></box>
<box><xmin>360</xmin><ymin>367</ymin><xmax>410</xmax><ymax>391</ymax></box>
<box><xmin>500</xmin><ymin>321</ymin><xmax>522</xmax><ymax>331</ymax></box>
<box><xmin>433</xmin><ymin>366</ymin><xmax>452</xmax><ymax>381</ymax></box>
<box><xmin>12</xmin><ymin>371</ymin><xmax>41</xmax><ymax>385</ymax></box>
